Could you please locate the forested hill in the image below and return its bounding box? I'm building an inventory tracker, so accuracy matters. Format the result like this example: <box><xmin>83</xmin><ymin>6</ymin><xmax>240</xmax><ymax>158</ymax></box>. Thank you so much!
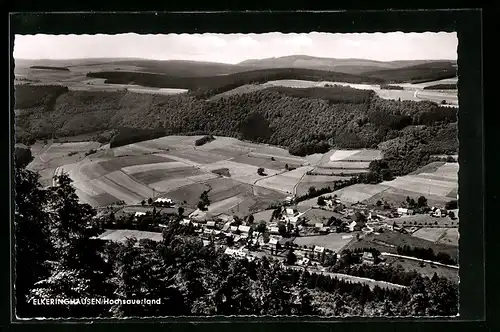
<box><xmin>15</xmin><ymin>84</ymin><xmax>457</xmax><ymax>176</ymax></box>
<box><xmin>85</xmin><ymin>67</ymin><xmax>385</xmax><ymax>98</ymax></box>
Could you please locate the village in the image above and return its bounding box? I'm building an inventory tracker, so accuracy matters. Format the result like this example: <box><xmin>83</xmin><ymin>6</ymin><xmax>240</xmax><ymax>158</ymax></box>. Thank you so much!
<box><xmin>97</xmin><ymin>191</ymin><xmax>459</xmax><ymax>276</ymax></box>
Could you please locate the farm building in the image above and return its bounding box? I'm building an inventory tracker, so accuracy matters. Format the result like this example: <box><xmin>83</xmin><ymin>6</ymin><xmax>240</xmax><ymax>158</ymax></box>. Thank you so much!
<box><xmin>397</xmin><ymin>208</ymin><xmax>414</xmax><ymax>216</ymax></box>
<box><xmin>206</xmin><ymin>221</ymin><xmax>216</xmax><ymax>228</ymax></box>
<box><xmin>315</xmin><ymin>223</ymin><xmax>324</xmax><ymax>229</ymax></box>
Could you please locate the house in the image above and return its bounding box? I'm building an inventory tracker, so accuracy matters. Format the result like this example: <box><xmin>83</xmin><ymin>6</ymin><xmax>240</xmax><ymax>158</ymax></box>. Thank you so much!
<box><xmin>206</xmin><ymin>221</ymin><xmax>216</xmax><ymax>228</ymax></box>
<box><xmin>362</xmin><ymin>252</ymin><xmax>375</xmax><ymax>264</ymax></box>
<box><xmin>269</xmin><ymin>238</ymin><xmax>278</xmax><ymax>245</ymax></box>
<box><xmin>154</xmin><ymin>197</ymin><xmax>174</xmax><ymax>206</ymax></box>
<box><xmin>230</xmin><ymin>226</ymin><xmax>239</xmax><ymax>233</ymax></box>
<box><xmin>314</xmin><ymin>246</ymin><xmax>325</xmax><ymax>254</ymax></box>
<box><xmin>397</xmin><ymin>208</ymin><xmax>409</xmax><ymax>216</ymax></box>
<box><xmin>270</xmin><ymin>226</ymin><xmax>280</xmax><ymax>234</ymax></box>
<box><xmin>286</xmin><ymin>208</ymin><xmax>297</xmax><ymax>216</ymax></box>
<box><xmin>347</xmin><ymin>221</ymin><xmax>357</xmax><ymax>232</ymax></box>
<box><xmin>180</xmin><ymin>219</ymin><xmax>191</xmax><ymax>225</ymax></box>
<box><xmin>202</xmin><ymin>240</ymin><xmax>210</xmax><ymax>246</ymax></box>
<box><xmin>433</xmin><ymin>209</ymin><xmax>447</xmax><ymax>217</ymax></box>
<box><xmin>285</xmin><ymin>196</ymin><xmax>294</xmax><ymax>203</ymax></box>
<box><xmin>239</xmin><ymin>225</ymin><xmax>251</xmax><ymax>233</ymax></box>
<box><xmin>134</xmin><ymin>211</ymin><xmax>146</xmax><ymax>218</ymax></box>
<box><xmin>315</xmin><ymin>223</ymin><xmax>324</xmax><ymax>229</ymax></box>
<box><xmin>298</xmin><ymin>257</ymin><xmax>310</xmax><ymax>266</ymax></box>
<box><xmin>233</xmin><ymin>235</ymin><xmax>241</xmax><ymax>242</ymax></box>
<box><xmin>203</xmin><ymin>228</ymin><xmax>213</xmax><ymax>235</ymax></box>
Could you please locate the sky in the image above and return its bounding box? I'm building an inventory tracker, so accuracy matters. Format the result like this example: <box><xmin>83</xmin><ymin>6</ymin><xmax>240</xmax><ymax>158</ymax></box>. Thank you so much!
<box><xmin>14</xmin><ymin>32</ymin><xmax>457</xmax><ymax>64</ymax></box>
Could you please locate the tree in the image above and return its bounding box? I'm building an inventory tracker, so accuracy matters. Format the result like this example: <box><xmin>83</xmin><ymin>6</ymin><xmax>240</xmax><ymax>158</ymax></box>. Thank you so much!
<box><xmin>147</xmin><ymin>197</ymin><xmax>153</xmax><ymax>205</ymax></box>
<box><xmin>257</xmin><ymin>167</ymin><xmax>265</xmax><ymax>176</ymax></box>
<box><xmin>278</xmin><ymin>224</ymin><xmax>287</xmax><ymax>236</ymax></box>
<box><xmin>247</xmin><ymin>214</ymin><xmax>255</xmax><ymax>224</ymax></box>
<box><xmin>448</xmin><ymin>211</ymin><xmax>456</xmax><ymax>219</ymax></box>
<box><xmin>178</xmin><ymin>206</ymin><xmax>185</xmax><ymax>217</ymax></box>
<box><xmin>14</xmin><ymin>167</ymin><xmax>54</xmax><ymax>317</ymax></box>
<box><xmin>257</xmin><ymin>221</ymin><xmax>267</xmax><ymax>233</ymax></box>
<box><xmin>30</xmin><ymin>173</ymin><xmax>114</xmax><ymax>318</ymax></box>
<box><xmin>285</xmin><ymin>163</ymin><xmax>289</xmax><ymax>171</ymax></box>
<box><xmin>308</xmin><ymin>186</ymin><xmax>317</xmax><ymax>197</ymax></box>
<box><xmin>15</xmin><ymin>146</ymin><xmax>34</xmax><ymax>168</ymax></box>
<box><xmin>286</xmin><ymin>249</ymin><xmax>297</xmax><ymax>265</ymax></box>
<box><xmin>317</xmin><ymin>196</ymin><xmax>326</xmax><ymax>206</ymax></box>
<box><xmin>376</xmin><ymin>200</ymin><xmax>382</xmax><ymax>207</ymax></box>
<box><xmin>417</xmin><ymin>196</ymin><xmax>428</xmax><ymax>208</ymax></box>
<box><xmin>141</xmin><ymin>200</ymin><xmax>146</xmax><ymax>206</ymax></box>
<box><xmin>445</xmin><ymin>200</ymin><xmax>458</xmax><ymax>210</ymax></box>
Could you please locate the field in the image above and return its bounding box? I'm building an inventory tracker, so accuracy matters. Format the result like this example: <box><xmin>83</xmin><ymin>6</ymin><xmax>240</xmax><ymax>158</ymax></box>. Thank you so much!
<box><xmin>344</xmin><ymin>230</ymin><xmax>458</xmax><ymax>261</ymax></box>
<box><xmin>301</xmin><ymin>208</ymin><xmax>342</xmax><ymax>226</ymax></box>
<box><xmin>383</xmin><ymin>256</ymin><xmax>459</xmax><ymax>283</ymax></box>
<box><xmin>294</xmin><ymin>233</ymin><xmax>354</xmax><ymax>252</ymax></box>
<box><xmin>411</xmin><ymin>227</ymin><xmax>459</xmax><ymax>247</ymax></box>
<box><xmin>26</xmin><ymin>135</ymin><xmax>385</xmax><ymax>218</ymax></box>
<box><xmin>98</xmin><ymin>229</ymin><xmax>164</xmax><ymax>243</ymax></box>
<box><xmin>298</xmin><ymin>162</ymin><xmax>459</xmax><ymax>208</ymax></box>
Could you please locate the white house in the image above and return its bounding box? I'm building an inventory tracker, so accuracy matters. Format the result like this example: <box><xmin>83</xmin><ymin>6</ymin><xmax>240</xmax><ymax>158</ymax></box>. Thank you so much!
<box><xmin>269</xmin><ymin>238</ymin><xmax>278</xmax><ymax>245</ymax></box>
<box><xmin>347</xmin><ymin>220</ymin><xmax>357</xmax><ymax>232</ymax></box>
<box><xmin>154</xmin><ymin>197</ymin><xmax>174</xmax><ymax>205</ymax></box>
<box><xmin>315</xmin><ymin>223</ymin><xmax>324</xmax><ymax>229</ymax></box>
<box><xmin>314</xmin><ymin>246</ymin><xmax>325</xmax><ymax>254</ymax></box>
<box><xmin>134</xmin><ymin>211</ymin><xmax>146</xmax><ymax>217</ymax></box>
<box><xmin>270</xmin><ymin>226</ymin><xmax>280</xmax><ymax>234</ymax></box>
<box><xmin>239</xmin><ymin>225</ymin><xmax>251</xmax><ymax>233</ymax></box>
<box><xmin>230</xmin><ymin>226</ymin><xmax>239</xmax><ymax>232</ymax></box>
<box><xmin>397</xmin><ymin>208</ymin><xmax>408</xmax><ymax>215</ymax></box>
<box><xmin>206</xmin><ymin>221</ymin><xmax>216</xmax><ymax>228</ymax></box>
<box><xmin>286</xmin><ymin>208</ymin><xmax>295</xmax><ymax>216</ymax></box>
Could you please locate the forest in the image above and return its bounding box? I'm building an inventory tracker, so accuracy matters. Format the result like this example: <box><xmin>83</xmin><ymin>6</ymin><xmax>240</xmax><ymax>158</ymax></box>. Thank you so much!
<box><xmin>15</xmin><ymin>163</ymin><xmax>458</xmax><ymax>318</ymax></box>
<box><xmin>86</xmin><ymin>67</ymin><xmax>385</xmax><ymax>98</ymax></box>
<box><xmin>30</xmin><ymin>66</ymin><xmax>70</xmax><ymax>71</ymax></box>
<box><xmin>423</xmin><ymin>84</ymin><xmax>457</xmax><ymax>90</ymax></box>
<box><xmin>14</xmin><ymin>84</ymin><xmax>458</xmax><ymax>176</ymax></box>
<box><xmin>362</xmin><ymin>61</ymin><xmax>457</xmax><ymax>83</ymax></box>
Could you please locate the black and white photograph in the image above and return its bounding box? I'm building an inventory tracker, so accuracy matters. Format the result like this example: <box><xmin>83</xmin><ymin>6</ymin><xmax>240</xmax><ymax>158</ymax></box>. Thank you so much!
<box><xmin>13</xmin><ymin>30</ymin><xmax>460</xmax><ymax>318</ymax></box>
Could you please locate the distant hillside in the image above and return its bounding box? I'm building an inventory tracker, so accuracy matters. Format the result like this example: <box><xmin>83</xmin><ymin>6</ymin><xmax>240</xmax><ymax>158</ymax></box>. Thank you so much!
<box><xmin>15</xmin><ymin>85</ymin><xmax>457</xmax><ymax>176</ymax></box>
<box><xmin>238</xmin><ymin>55</ymin><xmax>455</xmax><ymax>75</ymax></box>
<box><xmin>86</xmin><ymin>67</ymin><xmax>385</xmax><ymax>98</ymax></box>
<box><xmin>363</xmin><ymin>61</ymin><xmax>457</xmax><ymax>83</ymax></box>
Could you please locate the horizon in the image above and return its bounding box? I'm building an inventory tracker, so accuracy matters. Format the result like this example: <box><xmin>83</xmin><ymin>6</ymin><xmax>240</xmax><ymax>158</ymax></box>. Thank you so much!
<box><xmin>14</xmin><ymin>55</ymin><xmax>457</xmax><ymax>65</ymax></box>
<box><xmin>14</xmin><ymin>32</ymin><xmax>458</xmax><ymax>64</ymax></box>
